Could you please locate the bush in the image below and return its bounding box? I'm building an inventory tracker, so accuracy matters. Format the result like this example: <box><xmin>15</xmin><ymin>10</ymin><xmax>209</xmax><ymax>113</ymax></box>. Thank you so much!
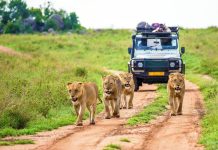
<box><xmin>3</xmin><ymin>21</ymin><xmax>20</xmax><ymax>34</ymax></box>
<box><xmin>45</xmin><ymin>19</ymin><xmax>58</xmax><ymax>31</ymax></box>
<box><xmin>75</xmin><ymin>67</ymin><xmax>88</xmax><ymax>77</ymax></box>
<box><xmin>0</xmin><ymin>106</ymin><xmax>31</xmax><ymax>129</ymax></box>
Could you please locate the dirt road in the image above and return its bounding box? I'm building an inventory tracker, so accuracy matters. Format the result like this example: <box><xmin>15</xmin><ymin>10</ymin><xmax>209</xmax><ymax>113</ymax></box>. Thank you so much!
<box><xmin>45</xmin><ymin>84</ymin><xmax>157</xmax><ymax>150</ymax></box>
<box><xmin>144</xmin><ymin>80</ymin><xmax>204</xmax><ymax>150</ymax></box>
<box><xmin>84</xmin><ymin>80</ymin><xmax>204</xmax><ymax>150</ymax></box>
<box><xmin>39</xmin><ymin>81</ymin><xmax>204</xmax><ymax>150</ymax></box>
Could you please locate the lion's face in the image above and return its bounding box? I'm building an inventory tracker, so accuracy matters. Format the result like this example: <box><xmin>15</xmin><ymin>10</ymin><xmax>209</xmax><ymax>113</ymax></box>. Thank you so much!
<box><xmin>119</xmin><ymin>73</ymin><xmax>133</xmax><ymax>90</ymax></box>
<box><xmin>169</xmin><ymin>73</ymin><xmax>185</xmax><ymax>93</ymax></box>
<box><xmin>66</xmin><ymin>82</ymin><xmax>83</xmax><ymax>102</ymax></box>
<box><xmin>102</xmin><ymin>76</ymin><xmax>116</xmax><ymax>96</ymax></box>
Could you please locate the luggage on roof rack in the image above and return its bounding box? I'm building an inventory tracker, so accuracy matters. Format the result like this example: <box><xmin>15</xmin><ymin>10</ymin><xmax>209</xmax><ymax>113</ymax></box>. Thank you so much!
<box><xmin>136</xmin><ymin>22</ymin><xmax>153</xmax><ymax>32</ymax></box>
<box><xmin>136</xmin><ymin>21</ymin><xmax>179</xmax><ymax>34</ymax></box>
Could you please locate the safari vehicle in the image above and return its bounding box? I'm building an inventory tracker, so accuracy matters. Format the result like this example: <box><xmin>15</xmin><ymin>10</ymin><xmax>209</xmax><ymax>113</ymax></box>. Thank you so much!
<box><xmin>128</xmin><ymin>24</ymin><xmax>185</xmax><ymax>91</ymax></box>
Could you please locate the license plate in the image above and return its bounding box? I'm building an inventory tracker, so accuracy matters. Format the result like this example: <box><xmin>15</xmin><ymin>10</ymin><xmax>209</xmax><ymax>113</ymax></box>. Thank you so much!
<box><xmin>148</xmin><ymin>72</ymin><xmax>164</xmax><ymax>76</ymax></box>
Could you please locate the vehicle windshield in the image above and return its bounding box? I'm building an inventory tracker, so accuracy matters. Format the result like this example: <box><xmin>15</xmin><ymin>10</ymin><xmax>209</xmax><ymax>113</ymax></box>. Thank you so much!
<box><xmin>135</xmin><ymin>37</ymin><xmax>178</xmax><ymax>50</ymax></box>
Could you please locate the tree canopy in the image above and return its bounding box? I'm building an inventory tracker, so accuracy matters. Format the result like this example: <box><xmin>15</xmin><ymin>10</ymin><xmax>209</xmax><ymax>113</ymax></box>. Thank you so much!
<box><xmin>0</xmin><ymin>0</ymin><xmax>83</xmax><ymax>34</ymax></box>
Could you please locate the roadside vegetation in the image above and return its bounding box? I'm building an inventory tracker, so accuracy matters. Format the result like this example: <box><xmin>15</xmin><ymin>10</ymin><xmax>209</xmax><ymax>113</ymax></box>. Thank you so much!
<box><xmin>180</xmin><ymin>28</ymin><xmax>218</xmax><ymax>150</ymax></box>
<box><xmin>0</xmin><ymin>139</ymin><xmax>34</xmax><ymax>146</ymax></box>
<box><xmin>103</xmin><ymin>143</ymin><xmax>121</xmax><ymax>150</ymax></box>
<box><xmin>120</xmin><ymin>138</ymin><xmax>130</xmax><ymax>143</ymax></box>
<box><xmin>128</xmin><ymin>85</ymin><xmax>168</xmax><ymax>125</ymax></box>
<box><xmin>0</xmin><ymin>30</ymin><xmax>129</xmax><ymax>138</ymax></box>
<box><xmin>0</xmin><ymin>28</ymin><xmax>218</xmax><ymax>149</ymax></box>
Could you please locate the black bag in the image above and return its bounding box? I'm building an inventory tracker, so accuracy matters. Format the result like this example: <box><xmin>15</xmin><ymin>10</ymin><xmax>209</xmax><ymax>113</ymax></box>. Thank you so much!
<box><xmin>136</xmin><ymin>22</ymin><xmax>152</xmax><ymax>32</ymax></box>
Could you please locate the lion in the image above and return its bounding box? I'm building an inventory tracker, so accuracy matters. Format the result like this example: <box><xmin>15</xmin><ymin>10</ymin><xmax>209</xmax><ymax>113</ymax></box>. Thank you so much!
<box><xmin>119</xmin><ymin>73</ymin><xmax>135</xmax><ymax>109</ymax></box>
<box><xmin>167</xmin><ymin>72</ymin><xmax>185</xmax><ymax>116</ymax></box>
<box><xmin>102</xmin><ymin>75</ymin><xmax>122</xmax><ymax>119</ymax></box>
<box><xmin>66</xmin><ymin>82</ymin><xmax>100</xmax><ymax>126</ymax></box>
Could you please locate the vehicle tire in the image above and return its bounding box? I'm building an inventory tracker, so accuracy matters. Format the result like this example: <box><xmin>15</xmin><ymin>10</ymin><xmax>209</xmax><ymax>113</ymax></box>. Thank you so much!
<box><xmin>134</xmin><ymin>77</ymin><xmax>139</xmax><ymax>91</ymax></box>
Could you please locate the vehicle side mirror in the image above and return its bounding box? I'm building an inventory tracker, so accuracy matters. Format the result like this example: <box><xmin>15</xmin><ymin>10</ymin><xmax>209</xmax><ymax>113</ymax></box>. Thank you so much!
<box><xmin>128</xmin><ymin>47</ymin><xmax>132</xmax><ymax>54</ymax></box>
<box><xmin>181</xmin><ymin>47</ymin><xmax>185</xmax><ymax>54</ymax></box>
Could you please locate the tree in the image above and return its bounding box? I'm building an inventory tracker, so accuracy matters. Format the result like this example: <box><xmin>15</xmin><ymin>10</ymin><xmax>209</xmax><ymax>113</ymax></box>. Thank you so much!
<box><xmin>29</xmin><ymin>8</ymin><xmax>44</xmax><ymax>31</ymax></box>
<box><xmin>0</xmin><ymin>0</ymin><xmax>10</xmax><ymax>25</ymax></box>
<box><xmin>4</xmin><ymin>21</ymin><xmax>20</xmax><ymax>33</ymax></box>
<box><xmin>0</xmin><ymin>0</ymin><xmax>84</xmax><ymax>33</ymax></box>
<box><xmin>45</xmin><ymin>19</ymin><xmax>58</xmax><ymax>31</ymax></box>
<box><xmin>8</xmin><ymin>0</ymin><xmax>29</xmax><ymax>20</ymax></box>
<box><xmin>63</xmin><ymin>12</ymin><xmax>80</xmax><ymax>30</ymax></box>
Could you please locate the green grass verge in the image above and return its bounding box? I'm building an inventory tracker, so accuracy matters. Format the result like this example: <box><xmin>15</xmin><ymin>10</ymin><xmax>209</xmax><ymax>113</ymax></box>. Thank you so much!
<box><xmin>127</xmin><ymin>85</ymin><xmax>168</xmax><ymax>126</ymax></box>
<box><xmin>187</xmin><ymin>74</ymin><xmax>218</xmax><ymax>150</ymax></box>
<box><xmin>0</xmin><ymin>139</ymin><xmax>34</xmax><ymax>146</ymax></box>
<box><xmin>103</xmin><ymin>144</ymin><xmax>121</xmax><ymax>150</ymax></box>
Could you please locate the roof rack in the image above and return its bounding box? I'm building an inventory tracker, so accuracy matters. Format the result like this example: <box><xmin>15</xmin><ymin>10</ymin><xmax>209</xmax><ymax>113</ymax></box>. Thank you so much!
<box><xmin>135</xmin><ymin>26</ymin><xmax>179</xmax><ymax>38</ymax></box>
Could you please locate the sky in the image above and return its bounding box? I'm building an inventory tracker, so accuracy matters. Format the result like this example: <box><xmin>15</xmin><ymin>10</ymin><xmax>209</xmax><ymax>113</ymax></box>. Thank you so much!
<box><xmin>25</xmin><ymin>0</ymin><xmax>218</xmax><ymax>29</ymax></box>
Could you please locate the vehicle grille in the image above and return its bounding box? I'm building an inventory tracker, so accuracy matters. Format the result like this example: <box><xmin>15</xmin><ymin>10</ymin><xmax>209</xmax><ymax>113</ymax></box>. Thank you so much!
<box><xmin>145</xmin><ymin>60</ymin><xmax>168</xmax><ymax>71</ymax></box>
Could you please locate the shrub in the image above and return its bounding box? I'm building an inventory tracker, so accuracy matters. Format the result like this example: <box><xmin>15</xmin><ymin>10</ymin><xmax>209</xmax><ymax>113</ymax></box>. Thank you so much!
<box><xmin>75</xmin><ymin>67</ymin><xmax>87</xmax><ymax>77</ymax></box>
<box><xmin>3</xmin><ymin>21</ymin><xmax>20</xmax><ymax>34</ymax></box>
<box><xmin>45</xmin><ymin>19</ymin><xmax>58</xmax><ymax>31</ymax></box>
<box><xmin>0</xmin><ymin>106</ymin><xmax>31</xmax><ymax>129</ymax></box>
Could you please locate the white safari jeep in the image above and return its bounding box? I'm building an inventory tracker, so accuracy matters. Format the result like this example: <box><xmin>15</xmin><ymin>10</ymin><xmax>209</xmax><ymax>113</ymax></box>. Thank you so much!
<box><xmin>128</xmin><ymin>25</ymin><xmax>185</xmax><ymax>91</ymax></box>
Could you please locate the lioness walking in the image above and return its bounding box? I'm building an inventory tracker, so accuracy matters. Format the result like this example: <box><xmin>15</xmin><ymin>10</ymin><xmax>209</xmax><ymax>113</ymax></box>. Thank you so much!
<box><xmin>102</xmin><ymin>75</ymin><xmax>122</xmax><ymax>119</ymax></box>
<box><xmin>167</xmin><ymin>72</ymin><xmax>185</xmax><ymax>116</ymax></box>
<box><xmin>67</xmin><ymin>82</ymin><xmax>99</xmax><ymax>126</ymax></box>
<box><xmin>119</xmin><ymin>73</ymin><xmax>135</xmax><ymax>109</ymax></box>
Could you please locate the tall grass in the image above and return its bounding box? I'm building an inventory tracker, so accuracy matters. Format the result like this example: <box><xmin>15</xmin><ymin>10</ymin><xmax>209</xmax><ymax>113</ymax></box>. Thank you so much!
<box><xmin>180</xmin><ymin>28</ymin><xmax>218</xmax><ymax>149</ymax></box>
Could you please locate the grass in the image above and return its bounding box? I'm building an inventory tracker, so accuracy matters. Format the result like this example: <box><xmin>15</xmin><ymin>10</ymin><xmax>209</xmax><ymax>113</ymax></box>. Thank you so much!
<box><xmin>120</xmin><ymin>138</ymin><xmax>130</xmax><ymax>143</ymax></box>
<box><xmin>0</xmin><ymin>139</ymin><xmax>34</xmax><ymax>146</ymax></box>
<box><xmin>0</xmin><ymin>28</ymin><xmax>218</xmax><ymax>148</ymax></box>
<box><xmin>127</xmin><ymin>85</ymin><xmax>168</xmax><ymax>126</ymax></box>
<box><xmin>186</xmin><ymin>74</ymin><xmax>218</xmax><ymax>150</ymax></box>
<box><xmin>103</xmin><ymin>143</ymin><xmax>121</xmax><ymax>150</ymax></box>
<box><xmin>179</xmin><ymin>28</ymin><xmax>218</xmax><ymax>150</ymax></box>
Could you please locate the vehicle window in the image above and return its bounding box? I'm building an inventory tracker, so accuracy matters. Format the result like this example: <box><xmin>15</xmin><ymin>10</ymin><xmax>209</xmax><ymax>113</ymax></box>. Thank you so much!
<box><xmin>135</xmin><ymin>38</ymin><xmax>178</xmax><ymax>50</ymax></box>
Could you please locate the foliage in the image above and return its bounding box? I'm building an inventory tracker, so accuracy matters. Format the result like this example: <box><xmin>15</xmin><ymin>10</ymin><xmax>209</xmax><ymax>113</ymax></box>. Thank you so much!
<box><xmin>0</xmin><ymin>139</ymin><xmax>34</xmax><ymax>146</ymax></box>
<box><xmin>3</xmin><ymin>21</ymin><xmax>20</xmax><ymax>33</ymax></box>
<box><xmin>45</xmin><ymin>19</ymin><xmax>58</xmax><ymax>31</ymax></box>
<box><xmin>0</xmin><ymin>0</ymin><xmax>83</xmax><ymax>33</ymax></box>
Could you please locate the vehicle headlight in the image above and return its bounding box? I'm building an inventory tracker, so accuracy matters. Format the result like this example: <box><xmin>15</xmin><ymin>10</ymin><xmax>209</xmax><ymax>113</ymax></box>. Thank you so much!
<box><xmin>170</xmin><ymin>62</ymin><xmax>176</xmax><ymax>68</ymax></box>
<box><xmin>137</xmin><ymin>62</ymin><xmax>143</xmax><ymax>67</ymax></box>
